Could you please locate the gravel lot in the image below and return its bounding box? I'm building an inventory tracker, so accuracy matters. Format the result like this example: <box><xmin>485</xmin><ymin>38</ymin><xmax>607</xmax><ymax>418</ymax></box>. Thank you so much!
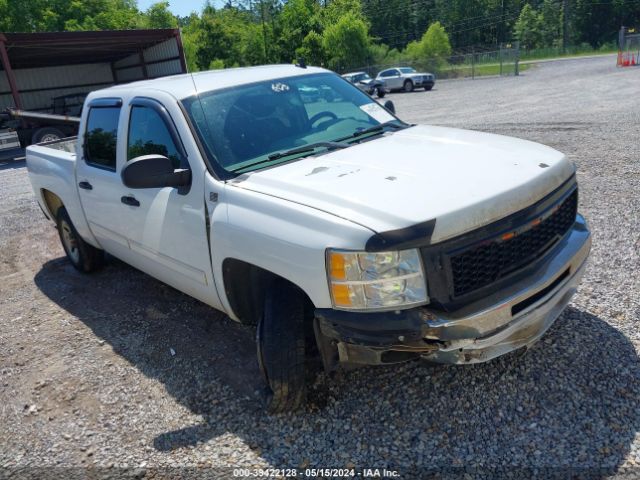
<box><xmin>1</xmin><ymin>55</ymin><xmax>639</xmax><ymax>478</ymax></box>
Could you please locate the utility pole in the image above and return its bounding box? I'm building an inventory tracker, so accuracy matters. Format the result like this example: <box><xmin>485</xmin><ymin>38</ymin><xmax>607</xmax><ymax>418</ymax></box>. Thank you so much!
<box><xmin>260</xmin><ymin>0</ymin><xmax>268</xmax><ymax>63</ymax></box>
<box><xmin>562</xmin><ymin>0</ymin><xmax>570</xmax><ymax>53</ymax></box>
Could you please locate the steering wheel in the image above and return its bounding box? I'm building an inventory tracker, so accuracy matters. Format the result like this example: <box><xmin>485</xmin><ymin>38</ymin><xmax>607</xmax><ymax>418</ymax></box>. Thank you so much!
<box><xmin>309</xmin><ymin>111</ymin><xmax>338</xmax><ymax>127</ymax></box>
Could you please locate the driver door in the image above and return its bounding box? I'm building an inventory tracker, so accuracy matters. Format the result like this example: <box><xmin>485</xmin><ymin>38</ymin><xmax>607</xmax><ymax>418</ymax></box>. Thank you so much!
<box><xmin>113</xmin><ymin>94</ymin><xmax>222</xmax><ymax>309</ymax></box>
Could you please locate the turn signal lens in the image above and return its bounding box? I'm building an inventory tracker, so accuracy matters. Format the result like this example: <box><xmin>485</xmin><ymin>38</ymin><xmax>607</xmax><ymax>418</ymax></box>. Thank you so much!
<box><xmin>329</xmin><ymin>251</ymin><xmax>346</xmax><ymax>280</ymax></box>
<box><xmin>331</xmin><ymin>284</ymin><xmax>352</xmax><ymax>307</ymax></box>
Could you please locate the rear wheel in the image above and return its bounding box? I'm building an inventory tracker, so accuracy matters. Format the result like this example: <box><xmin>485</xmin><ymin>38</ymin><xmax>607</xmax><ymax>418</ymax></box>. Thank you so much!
<box><xmin>56</xmin><ymin>207</ymin><xmax>104</xmax><ymax>273</ymax></box>
<box><xmin>403</xmin><ymin>80</ymin><xmax>414</xmax><ymax>92</ymax></box>
<box><xmin>257</xmin><ymin>280</ymin><xmax>307</xmax><ymax>413</ymax></box>
<box><xmin>32</xmin><ymin>127</ymin><xmax>64</xmax><ymax>145</ymax></box>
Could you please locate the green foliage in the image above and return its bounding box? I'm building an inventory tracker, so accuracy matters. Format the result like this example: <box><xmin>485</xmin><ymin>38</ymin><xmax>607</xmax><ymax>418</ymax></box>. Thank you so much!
<box><xmin>208</xmin><ymin>59</ymin><xmax>225</xmax><ymax>70</ymax></box>
<box><xmin>404</xmin><ymin>22</ymin><xmax>451</xmax><ymax>65</ymax></box>
<box><xmin>322</xmin><ymin>12</ymin><xmax>371</xmax><ymax>70</ymax></box>
<box><xmin>296</xmin><ymin>31</ymin><xmax>325</xmax><ymax>66</ymax></box>
<box><xmin>142</xmin><ymin>1</ymin><xmax>178</xmax><ymax>29</ymax></box>
<box><xmin>538</xmin><ymin>0</ymin><xmax>562</xmax><ymax>47</ymax></box>
<box><xmin>514</xmin><ymin>4</ymin><xmax>541</xmax><ymax>50</ymax></box>
<box><xmin>277</xmin><ymin>0</ymin><xmax>320</xmax><ymax>61</ymax></box>
<box><xmin>1</xmin><ymin>0</ymin><xmax>638</xmax><ymax>74</ymax></box>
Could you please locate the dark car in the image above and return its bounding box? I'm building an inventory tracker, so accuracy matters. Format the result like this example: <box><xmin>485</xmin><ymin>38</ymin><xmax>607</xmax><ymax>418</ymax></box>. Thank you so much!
<box><xmin>341</xmin><ymin>72</ymin><xmax>388</xmax><ymax>98</ymax></box>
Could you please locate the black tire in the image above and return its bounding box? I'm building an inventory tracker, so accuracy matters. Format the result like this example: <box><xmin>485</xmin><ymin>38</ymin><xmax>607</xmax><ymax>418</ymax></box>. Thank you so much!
<box><xmin>425</xmin><ymin>85</ymin><xmax>433</xmax><ymax>91</ymax></box>
<box><xmin>376</xmin><ymin>87</ymin><xmax>386</xmax><ymax>98</ymax></box>
<box><xmin>32</xmin><ymin>127</ymin><xmax>65</xmax><ymax>145</ymax></box>
<box><xmin>257</xmin><ymin>280</ymin><xmax>307</xmax><ymax>413</ymax></box>
<box><xmin>403</xmin><ymin>80</ymin><xmax>414</xmax><ymax>92</ymax></box>
<box><xmin>56</xmin><ymin>207</ymin><xmax>104</xmax><ymax>273</ymax></box>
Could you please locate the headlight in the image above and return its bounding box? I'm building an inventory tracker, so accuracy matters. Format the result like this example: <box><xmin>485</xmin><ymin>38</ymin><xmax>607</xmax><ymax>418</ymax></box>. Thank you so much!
<box><xmin>327</xmin><ymin>249</ymin><xmax>428</xmax><ymax>311</ymax></box>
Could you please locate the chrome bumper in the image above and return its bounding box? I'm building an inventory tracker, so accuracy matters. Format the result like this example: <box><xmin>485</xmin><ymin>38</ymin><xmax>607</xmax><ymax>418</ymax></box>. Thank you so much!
<box><xmin>422</xmin><ymin>214</ymin><xmax>591</xmax><ymax>364</ymax></box>
<box><xmin>315</xmin><ymin>215</ymin><xmax>591</xmax><ymax>368</ymax></box>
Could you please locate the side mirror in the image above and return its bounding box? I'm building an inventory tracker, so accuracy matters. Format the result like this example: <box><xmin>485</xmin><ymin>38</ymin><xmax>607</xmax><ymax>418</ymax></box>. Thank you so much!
<box><xmin>383</xmin><ymin>100</ymin><xmax>396</xmax><ymax>114</ymax></box>
<box><xmin>121</xmin><ymin>154</ymin><xmax>191</xmax><ymax>189</ymax></box>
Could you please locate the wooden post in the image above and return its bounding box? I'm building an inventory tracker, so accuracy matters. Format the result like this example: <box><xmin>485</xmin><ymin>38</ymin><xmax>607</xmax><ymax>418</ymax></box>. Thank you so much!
<box><xmin>471</xmin><ymin>47</ymin><xmax>475</xmax><ymax>79</ymax></box>
<box><xmin>138</xmin><ymin>50</ymin><xmax>148</xmax><ymax>79</ymax></box>
<box><xmin>175</xmin><ymin>29</ymin><xmax>188</xmax><ymax>74</ymax></box>
<box><xmin>0</xmin><ymin>34</ymin><xmax>23</xmax><ymax>109</ymax></box>
<box><xmin>110</xmin><ymin>62</ymin><xmax>118</xmax><ymax>85</ymax></box>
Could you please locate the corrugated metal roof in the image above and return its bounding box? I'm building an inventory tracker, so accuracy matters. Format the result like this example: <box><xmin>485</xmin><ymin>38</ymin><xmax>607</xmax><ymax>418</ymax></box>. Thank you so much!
<box><xmin>0</xmin><ymin>29</ymin><xmax>181</xmax><ymax>69</ymax></box>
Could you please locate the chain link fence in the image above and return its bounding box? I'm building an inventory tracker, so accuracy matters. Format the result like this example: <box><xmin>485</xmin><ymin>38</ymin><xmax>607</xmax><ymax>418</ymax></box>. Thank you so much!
<box><xmin>343</xmin><ymin>43</ymin><xmax>520</xmax><ymax>80</ymax></box>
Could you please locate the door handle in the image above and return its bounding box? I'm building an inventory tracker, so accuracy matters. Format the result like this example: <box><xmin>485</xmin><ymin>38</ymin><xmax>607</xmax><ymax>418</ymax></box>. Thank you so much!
<box><xmin>78</xmin><ymin>181</ymin><xmax>93</xmax><ymax>190</ymax></box>
<box><xmin>120</xmin><ymin>195</ymin><xmax>140</xmax><ymax>207</ymax></box>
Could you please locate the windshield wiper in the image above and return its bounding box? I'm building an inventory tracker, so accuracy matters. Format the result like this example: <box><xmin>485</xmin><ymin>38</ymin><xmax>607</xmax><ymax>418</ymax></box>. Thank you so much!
<box><xmin>340</xmin><ymin>121</ymin><xmax>408</xmax><ymax>141</ymax></box>
<box><xmin>230</xmin><ymin>141</ymin><xmax>349</xmax><ymax>173</ymax></box>
<box><xmin>267</xmin><ymin>141</ymin><xmax>350</xmax><ymax>161</ymax></box>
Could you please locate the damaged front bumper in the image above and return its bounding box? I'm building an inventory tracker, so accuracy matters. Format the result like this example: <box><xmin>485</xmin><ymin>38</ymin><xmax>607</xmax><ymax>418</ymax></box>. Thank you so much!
<box><xmin>315</xmin><ymin>215</ymin><xmax>591</xmax><ymax>368</ymax></box>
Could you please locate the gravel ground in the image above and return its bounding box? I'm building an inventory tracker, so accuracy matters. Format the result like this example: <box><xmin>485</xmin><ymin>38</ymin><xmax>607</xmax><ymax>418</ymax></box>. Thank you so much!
<box><xmin>1</xmin><ymin>55</ymin><xmax>639</xmax><ymax>479</ymax></box>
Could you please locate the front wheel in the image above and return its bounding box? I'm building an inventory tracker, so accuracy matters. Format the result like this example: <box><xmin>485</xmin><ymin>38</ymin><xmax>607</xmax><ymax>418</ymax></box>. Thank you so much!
<box><xmin>56</xmin><ymin>207</ymin><xmax>104</xmax><ymax>273</ymax></box>
<box><xmin>376</xmin><ymin>87</ymin><xmax>386</xmax><ymax>98</ymax></box>
<box><xmin>425</xmin><ymin>85</ymin><xmax>433</xmax><ymax>91</ymax></box>
<box><xmin>257</xmin><ymin>280</ymin><xmax>307</xmax><ymax>413</ymax></box>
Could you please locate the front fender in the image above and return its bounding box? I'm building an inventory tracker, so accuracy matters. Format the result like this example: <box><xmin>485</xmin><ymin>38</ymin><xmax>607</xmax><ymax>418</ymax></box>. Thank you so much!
<box><xmin>211</xmin><ymin>184</ymin><xmax>373</xmax><ymax>316</ymax></box>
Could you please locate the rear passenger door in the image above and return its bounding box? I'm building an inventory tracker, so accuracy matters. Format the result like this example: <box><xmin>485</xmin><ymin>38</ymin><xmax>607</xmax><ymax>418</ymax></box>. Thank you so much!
<box><xmin>76</xmin><ymin>98</ymin><xmax>132</xmax><ymax>261</ymax></box>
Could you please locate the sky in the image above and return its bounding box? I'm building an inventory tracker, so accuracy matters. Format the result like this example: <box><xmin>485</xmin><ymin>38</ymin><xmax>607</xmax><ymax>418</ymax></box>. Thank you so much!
<box><xmin>137</xmin><ymin>0</ymin><xmax>211</xmax><ymax>17</ymax></box>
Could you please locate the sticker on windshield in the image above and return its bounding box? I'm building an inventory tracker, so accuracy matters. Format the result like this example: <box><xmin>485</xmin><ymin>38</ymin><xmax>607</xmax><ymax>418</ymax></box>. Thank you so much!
<box><xmin>360</xmin><ymin>103</ymin><xmax>395</xmax><ymax>123</ymax></box>
<box><xmin>271</xmin><ymin>82</ymin><xmax>290</xmax><ymax>93</ymax></box>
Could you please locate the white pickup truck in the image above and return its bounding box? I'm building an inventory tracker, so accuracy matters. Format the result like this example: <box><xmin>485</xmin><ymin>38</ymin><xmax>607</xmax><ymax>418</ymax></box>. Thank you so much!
<box><xmin>26</xmin><ymin>65</ymin><xmax>591</xmax><ymax>412</ymax></box>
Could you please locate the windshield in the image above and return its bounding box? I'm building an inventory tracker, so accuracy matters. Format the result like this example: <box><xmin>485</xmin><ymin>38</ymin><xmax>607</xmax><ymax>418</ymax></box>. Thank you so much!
<box><xmin>399</xmin><ymin>67</ymin><xmax>416</xmax><ymax>74</ymax></box>
<box><xmin>182</xmin><ymin>72</ymin><xmax>400</xmax><ymax>175</ymax></box>
<box><xmin>353</xmin><ymin>73</ymin><xmax>371</xmax><ymax>82</ymax></box>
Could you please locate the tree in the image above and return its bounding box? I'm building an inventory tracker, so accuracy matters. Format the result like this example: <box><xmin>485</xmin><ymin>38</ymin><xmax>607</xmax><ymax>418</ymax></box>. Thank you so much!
<box><xmin>143</xmin><ymin>1</ymin><xmax>178</xmax><ymax>29</ymax></box>
<box><xmin>322</xmin><ymin>12</ymin><xmax>371</xmax><ymax>71</ymax></box>
<box><xmin>539</xmin><ymin>0</ymin><xmax>562</xmax><ymax>47</ymax></box>
<box><xmin>405</xmin><ymin>21</ymin><xmax>451</xmax><ymax>62</ymax></box>
<box><xmin>296</xmin><ymin>31</ymin><xmax>325</xmax><ymax>66</ymax></box>
<box><xmin>514</xmin><ymin>3</ymin><xmax>541</xmax><ymax>50</ymax></box>
<box><xmin>277</xmin><ymin>0</ymin><xmax>320</xmax><ymax>62</ymax></box>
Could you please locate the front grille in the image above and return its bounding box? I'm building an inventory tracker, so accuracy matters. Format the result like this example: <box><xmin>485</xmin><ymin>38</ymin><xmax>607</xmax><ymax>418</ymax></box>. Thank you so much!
<box><xmin>448</xmin><ymin>189</ymin><xmax>578</xmax><ymax>298</ymax></box>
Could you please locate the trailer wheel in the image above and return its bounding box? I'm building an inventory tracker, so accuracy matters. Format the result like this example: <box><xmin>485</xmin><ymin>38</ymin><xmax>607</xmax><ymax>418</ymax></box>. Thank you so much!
<box><xmin>56</xmin><ymin>207</ymin><xmax>104</xmax><ymax>273</ymax></box>
<box><xmin>32</xmin><ymin>127</ymin><xmax>64</xmax><ymax>144</ymax></box>
<box><xmin>257</xmin><ymin>280</ymin><xmax>307</xmax><ymax>413</ymax></box>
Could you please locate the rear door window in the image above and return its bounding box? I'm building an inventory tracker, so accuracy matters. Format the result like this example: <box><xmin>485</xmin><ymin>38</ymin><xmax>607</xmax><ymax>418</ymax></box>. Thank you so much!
<box><xmin>84</xmin><ymin>107</ymin><xmax>120</xmax><ymax>170</ymax></box>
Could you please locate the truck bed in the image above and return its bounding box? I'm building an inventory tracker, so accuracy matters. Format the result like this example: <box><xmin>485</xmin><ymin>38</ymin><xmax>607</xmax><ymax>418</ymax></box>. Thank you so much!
<box><xmin>38</xmin><ymin>136</ymin><xmax>77</xmax><ymax>154</ymax></box>
<box><xmin>26</xmin><ymin>136</ymin><xmax>97</xmax><ymax>247</ymax></box>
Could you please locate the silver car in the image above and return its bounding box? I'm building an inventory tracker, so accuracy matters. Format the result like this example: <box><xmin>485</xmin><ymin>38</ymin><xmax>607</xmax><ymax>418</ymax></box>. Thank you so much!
<box><xmin>376</xmin><ymin>67</ymin><xmax>435</xmax><ymax>92</ymax></box>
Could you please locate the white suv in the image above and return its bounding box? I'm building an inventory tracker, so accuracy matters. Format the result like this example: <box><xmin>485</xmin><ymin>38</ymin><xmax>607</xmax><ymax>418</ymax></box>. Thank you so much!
<box><xmin>377</xmin><ymin>67</ymin><xmax>435</xmax><ymax>92</ymax></box>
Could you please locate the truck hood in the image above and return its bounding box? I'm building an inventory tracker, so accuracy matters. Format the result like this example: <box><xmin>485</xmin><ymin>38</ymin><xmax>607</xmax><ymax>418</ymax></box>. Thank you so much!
<box><xmin>229</xmin><ymin>125</ymin><xmax>575</xmax><ymax>244</ymax></box>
